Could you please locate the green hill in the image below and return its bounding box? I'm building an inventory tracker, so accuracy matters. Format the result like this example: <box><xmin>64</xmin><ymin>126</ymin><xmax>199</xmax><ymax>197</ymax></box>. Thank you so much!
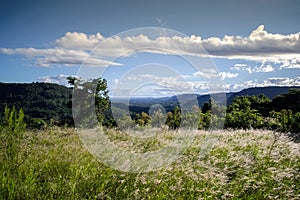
<box><xmin>0</xmin><ymin>82</ymin><xmax>73</xmax><ymax>126</ymax></box>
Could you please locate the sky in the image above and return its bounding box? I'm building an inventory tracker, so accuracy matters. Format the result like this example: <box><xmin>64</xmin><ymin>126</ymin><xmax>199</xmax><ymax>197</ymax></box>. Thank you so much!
<box><xmin>1</xmin><ymin>0</ymin><xmax>300</xmax><ymax>97</ymax></box>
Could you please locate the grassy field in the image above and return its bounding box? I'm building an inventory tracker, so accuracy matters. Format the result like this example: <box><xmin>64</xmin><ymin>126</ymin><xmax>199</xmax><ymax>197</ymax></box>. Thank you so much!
<box><xmin>1</xmin><ymin>126</ymin><xmax>299</xmax><ymax>199</ymax></box>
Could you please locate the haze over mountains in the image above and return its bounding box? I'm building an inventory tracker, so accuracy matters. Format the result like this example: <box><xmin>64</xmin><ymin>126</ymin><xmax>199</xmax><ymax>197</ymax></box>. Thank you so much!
<box><xmin>113</xmin><ymin>86</ymin><xmax>300</xmax><ymax>106</ymax></box>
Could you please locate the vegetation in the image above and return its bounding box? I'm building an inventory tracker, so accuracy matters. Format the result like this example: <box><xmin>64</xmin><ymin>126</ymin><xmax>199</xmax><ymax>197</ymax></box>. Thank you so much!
<box><xmin>0</xmin><ymin>118</ymin><xmax>299</xmax><ymax>199</ymax></box>
<box><xmin>0</xmin><ymin>83</ymin><xmax>299</xmax><ymax>199</ymax></box>
<box><xmin>129</xmin><ymin>89</ymin><xmax>300</xmax><ymax>138</ymax></box>
<box><xmin>0</xmin><ymin>81</ymin><xmax>299</xmax><ymax>136</ymax></box>
<box><xmin>67</xmin><ymin>77</ymin><xmax>110</xmax><ymax>128</ymax></box>
<box><xmin>223</xmin><ymin>89</ymin><xmax>300</xmax><ymax>136</ymax></box>
<box><xmin>0</xmin><ymin>82</ymin><xmax>72</xmax><ymax>127</ymax></box>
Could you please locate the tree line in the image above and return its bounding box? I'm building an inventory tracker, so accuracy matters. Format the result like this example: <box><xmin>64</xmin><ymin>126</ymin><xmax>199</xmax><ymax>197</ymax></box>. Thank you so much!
<box><xmin>0</xmin><ymin>78</ymin><xmax>299</xmax><ymax>136</ymax></box>
<box><xmin>67</xmin><ymin>77</ymin><xmax>300</xmax><ymax>136</ymax></box>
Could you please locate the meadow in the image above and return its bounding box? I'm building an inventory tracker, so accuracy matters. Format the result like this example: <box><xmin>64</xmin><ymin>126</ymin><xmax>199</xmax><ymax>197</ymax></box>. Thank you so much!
<box><xmin>1</xmin><ymin>123</ymin><xmax>299</xmax><ymax>199</ymax></box>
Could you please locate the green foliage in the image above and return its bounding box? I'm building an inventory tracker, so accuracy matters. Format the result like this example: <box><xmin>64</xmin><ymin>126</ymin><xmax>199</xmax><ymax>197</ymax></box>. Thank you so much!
<box><xmin>268</xmin><ymin>109</ymin><xmax>299</xmax><ymax>133</ymax></box>
<box><xmin>0</xmin><ymin>81</ymin><xmax>299</xmax><ymax>134</ymax></box>
<box><xmin>198</xmin><ymin>111</ymin><xmax>211</xmax><ymax>130</ymax></box>
<box><xmin>165</xmin><ymin>107</ymin><xmax>181</xmax><ymax>129</ymax></box>
<box><xmin>223</xmin><ymin>89</ymin><xmax>299</xmax><ymax>134</ymax></box>
<box><xmin>291</xmin><ymin>112</ymin><xmax>300</xmax><ymax>134</ymax></box>
<box><xmin>181</xmin><ymin>109</ymin><xmax>200</xmax><ymax>129</ymax></box>
<box><xmin>0</xmin><ymin>107</ymin><xmax>27</xmax><ymax>199</ymax></box>
<box><xmin>135</xmin><ymin>112</ymin><xmax>151</xmax><ymax>127</ymax></box>
<box><xmin>29</xmin><ymin>118</ymin><xmax>47</xmax><ymax>130</ymax></box>
<box><xmin>271</xmin><ymin>88</ymin><xmax>300</xmax><ymax>113</ymax></box>
<box><xmin>1</xmin><ymin>127</ymin><xmax>299</xmax><ymax>199</ymax></box>
<box><xmin>249</xmin><ymin>94</ymin><xmax>271</xmax><ymax>116</ymax></box>
<box><xmin>225</xmin><ymin>96</ymin><xmax>265</xmax><ymax>130</ymax></box>
<box><xmin>0</xmin><ymin>82</ymin><xmax>73</xmax><ymax>127</ymax></box>
<box><xmin>68</xmin><ymin>77</ymin><xmax>110</xmax><ymax>128</ymax></box>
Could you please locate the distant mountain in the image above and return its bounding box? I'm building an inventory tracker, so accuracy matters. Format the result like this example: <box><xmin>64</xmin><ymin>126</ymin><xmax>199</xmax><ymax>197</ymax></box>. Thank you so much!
<box><xmin>227</xmin><ymin>86</ymin><xmax>300</xmax><ymax>104</ymax></box>
<box><xmin>112</xmin><ymin>86</ymin><xmax>300</xmax><ymax>111</ymax></box>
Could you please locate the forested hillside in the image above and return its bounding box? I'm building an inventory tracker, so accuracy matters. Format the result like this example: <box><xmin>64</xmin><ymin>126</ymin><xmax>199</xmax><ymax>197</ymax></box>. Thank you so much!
<box><xmin>0</xmin><ymin>82</ymin><xmax>73</xmax><ymax>126</ymax></box>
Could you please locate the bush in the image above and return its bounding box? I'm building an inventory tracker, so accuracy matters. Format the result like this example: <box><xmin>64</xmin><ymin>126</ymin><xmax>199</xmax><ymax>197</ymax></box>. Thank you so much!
<box><xmin>165</xmin><ymin>107</ymin><xmax>181</xmax><ymax>130</ymax></box>
<box><xmin>0</xmin><ymin>106</ymin><xmax>27</xmax><ymax>199</ymax></box>
<box><xmin>29</xmin><ymin>118</ymin><xmax>47</xmax><ymax>130</ymax></box>
<box><xmin>225</xmin><ymin>96</ymin><xmax>264</xmax><ymax>130</ymax></box>
<box><xmin>135</xmin><ymin>112</ymin><xmax>151</xmax><ymax>127</ymax></box>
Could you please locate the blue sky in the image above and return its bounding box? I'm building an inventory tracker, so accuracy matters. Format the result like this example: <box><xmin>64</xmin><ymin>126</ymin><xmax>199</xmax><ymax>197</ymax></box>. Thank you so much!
<box><xmin>1</xmin><ymin>0</ymin><xmax>300</xmax><ymax>97</ymax></box>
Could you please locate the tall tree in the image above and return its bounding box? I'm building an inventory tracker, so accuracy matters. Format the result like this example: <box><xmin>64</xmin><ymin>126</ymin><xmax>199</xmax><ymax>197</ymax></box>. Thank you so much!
<box><xmin>68</xmin><ymin>77</ymin><xmax>110</xmax><ymax>127</ymax></box>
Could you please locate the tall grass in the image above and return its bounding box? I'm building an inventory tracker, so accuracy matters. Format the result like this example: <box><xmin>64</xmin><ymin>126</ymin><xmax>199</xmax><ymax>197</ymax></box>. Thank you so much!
<box><xmin>0</xmin><ymin>120</ymin><xmax>299</xmax><ymax>199</ymax></box>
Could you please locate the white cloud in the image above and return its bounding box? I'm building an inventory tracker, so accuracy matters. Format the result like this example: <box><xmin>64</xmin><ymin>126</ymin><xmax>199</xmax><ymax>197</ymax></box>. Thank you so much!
<box><xmin>266</xmin><ymin>77</ymin><xmax>300</xmax><ymax>86</ymax></box>
<box><xmin>280</xmin><ymin>58</ymin><xmax>300</xmax><ymax>69</ymax></box>
<box><xmin>233</xmin><ymin>64</ymin><xmax>248</xmax><ymax>68</ymax></box>
<box><xmin>218</xmin><ymin>72</ymin><xmax>238</xmax><ymax>80</ymax></box>
<box><xmin>223</xmin><ymin>77</ymin><xmax>300</xmax><ymax>92</ymax></box>
<box><xmin>37</xmin><ymin>74</ymin><xmax>75</xmax><ymax>87</ymax></box>
<box><xmin>231</xmin><ymin>63</ymin><xmax>253</xmax><ymax>73</ymax></box>
<box><xmin>110</xmin><ymin>73</ymin><xmax>230</xmax><ymax>97</ymax></box>
<box><xmin>94</xmin><ymin>25</ymin><xmax>300</xmax><ymax>60</ymax></box>
<box><xmin>1</xmin><ymin>25</ymin><xmax>300</xmax><ymax>68</ymax></box>
<box><xmin>109</xmin><ymin>72</ymin><xmax>300</xmax><ymax>97</ymax></box>
<box><xmin>55</xmin><ymin>32</ymin><xmax>104</xmax><ymax>50</ymax></box>
<box><xmin>254</xmin><ymin>64</ymin><xmax>274</xmax><ymax>73</ymax></box>
<box><xmin>231</xmin><ymin>63</ymin><xmax>274</xmax><ymax>73</ymax></box>
<box><xmin>0</xmin><ymin>47</ymin><xmax>122</xmax><ymax>67</ymax></box>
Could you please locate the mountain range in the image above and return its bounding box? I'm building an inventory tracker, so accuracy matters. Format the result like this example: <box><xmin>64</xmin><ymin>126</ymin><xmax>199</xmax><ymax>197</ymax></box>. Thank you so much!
<box><xmin>112</xmin><ymin>86</ymin><xmax>300</xmax><ymax>111</ymax></box>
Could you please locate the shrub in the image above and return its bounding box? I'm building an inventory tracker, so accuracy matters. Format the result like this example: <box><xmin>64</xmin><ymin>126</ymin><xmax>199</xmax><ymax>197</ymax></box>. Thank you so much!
<box><xmin>165</xmin><ymin>107</ymin><xmax>181</xmax><ymax>130</ymax></box>
<box><xmin>0</xmin><ymin>106</ymin><xmax>27</xmax><ymax>199</ymax></box>
<box><xmin>29</xmin><ymin>118</ymin><xmax>47</xmax><ymax>130</ymax></box>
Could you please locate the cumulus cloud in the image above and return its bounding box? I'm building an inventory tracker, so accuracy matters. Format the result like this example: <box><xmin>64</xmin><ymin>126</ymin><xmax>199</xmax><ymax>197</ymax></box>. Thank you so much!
<box><xmin>111</xmin><ymin>73</ymin><xmax>232</xmax><ymax>97</ymax></box>
<box><xmin>55</xmin><ymin>32</ymin><xmax>104</xmax><ymax>50</ymax></box>
<box><xmin>90</xmin><ymin>25</ymin><xmax>300</xmax><ymax>62</ymax></box>
<box><xmin>206</xmin><ymin>25</ymin><xmax>300</xmax><ymax>57</ymax></box>
<box><xmin>1</xmin><ymin>25</ymin><xmax>300</xmax><ymax>68</ymax></box>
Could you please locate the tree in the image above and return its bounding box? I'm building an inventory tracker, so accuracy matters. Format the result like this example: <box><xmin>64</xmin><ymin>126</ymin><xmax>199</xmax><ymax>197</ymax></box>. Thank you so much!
<box><xmin>198</xmin><ymin>111</ymin><xmax>211</xmax><ymax>130</ymax></box>
<box><xmin>249</xmin><ymin>94</ymin><xmax>271</xmax><ymax>117</ymax></box>
<box><xmin>68</xmin><ymin>77</ymin><xmax>110</xmax><ymax>128</ymax></box>
<box><xmin>271</xmin><ymin>89</ymin><xmax>300</xmax><ymax>113</ymax></box>
<box><xmin>268</xmin><ymin>109</ymin><xmax>293</xmax><ymax>132</ymax></box>
<box><xmin>291</xmin><ymin>112</ymin><xmax>300</xmax><ymax>134</ymax></box>
<box><xmin>0</xmin><ymin>82</ymin><xmax>73</xmax><ymax>127</ymax></box>
<box><xmin>165</xmin><ymin>106</ymin><xmax>181</xmax><ymax>130</ymax></box>
<box><xmin>225</xmin><ymin>96</ymin><xmax>264</xmax><ymax>129</ymax></box>
<box><xmin>181</xmin><ymin>110</ymin><xmax>200</xmax><ymax>129</ymax></box>
<box><xmin>135</xmin><ymin>112</ymin><xmax>151</xmax><ymax>126</ymax></box>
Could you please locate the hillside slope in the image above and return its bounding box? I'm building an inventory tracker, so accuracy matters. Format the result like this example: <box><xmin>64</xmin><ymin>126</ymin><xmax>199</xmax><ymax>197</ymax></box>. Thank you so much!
<box><xmin>0</xmin><ymin>82</ymin><xmax>72</xmax><ymax>124</ymax></box>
